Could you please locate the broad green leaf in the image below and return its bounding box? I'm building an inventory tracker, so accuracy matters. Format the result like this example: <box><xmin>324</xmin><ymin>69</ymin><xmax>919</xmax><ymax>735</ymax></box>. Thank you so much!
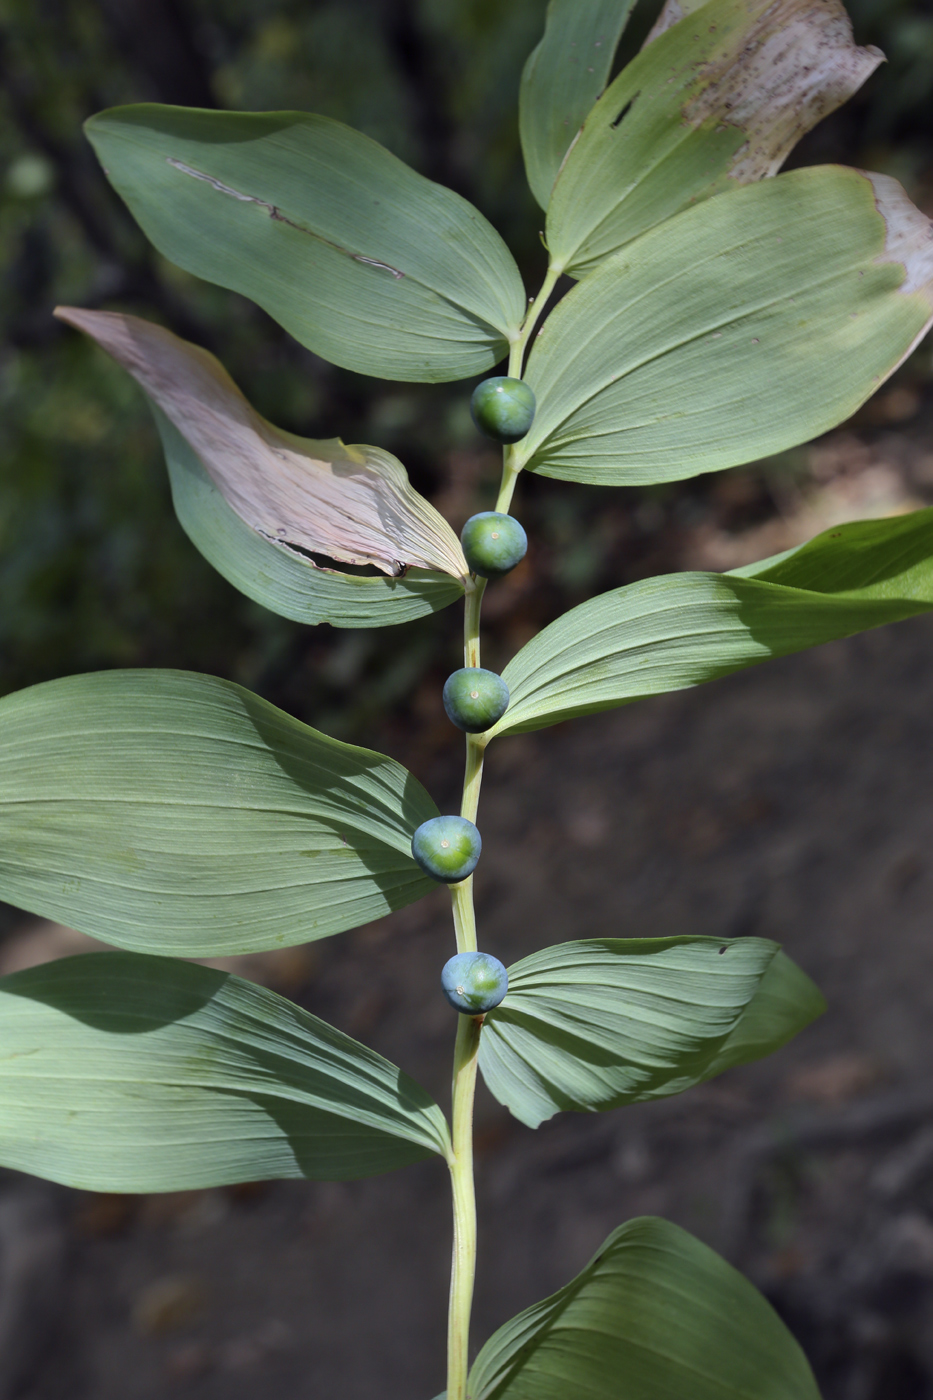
<box><xmin>478</xmin><ymin>938</ymin><xmax>822</xmax><ymax>1129</ymax></box>
<box><xmin>0</xmin><ymin>954</ymin><xmax>450</xmax><ymax>1191</ymax></box>
<box><xmin>519</xmin><ymin>0</ymin><xmax>636</xmax><ymax>210</ymax></box>
<box><xmin>56</xmin><ymin>307</ymin><xmax>466</xmax><ymax>627</ymax></box>
<box><xmin>546</xmin><ymin>0</ymin><xmax>881</xmax><ymax>277</ymax></box>
<box><xmin>0</xmin><ymin>670</ymin><xmax>438</xmax><ymax>955</ymax></box>
<box><xmin>489</xmin><ymin>510</ymin><xmax>933</xmax><ymax>736</ymax></box>
<box><xmin>468</xmin><ymin>1216</ymin><xmax>821</xmax><ymax>1400</ymax></box>
<box><xmin>85</xmin><ymin>106</ymin><xmax>525</xmax><ymax>382</ymax></box>
<box><xmin>516</xmin><ymin>167</ymin><xmax>933</xmax><ymax>487</ymax></box>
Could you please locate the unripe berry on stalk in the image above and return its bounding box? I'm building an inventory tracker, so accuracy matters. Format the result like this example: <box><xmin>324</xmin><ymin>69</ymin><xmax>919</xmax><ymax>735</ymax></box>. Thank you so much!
<box><xmin>470</xmin><ymin>377</ymin><xmax>536</xmax><ymax>444</ymax></box>
<box><xmin>411</xmin><ymin>815</ymin><xmax>481</xmax><ymax>883</ymax></box>
<box><xmin>460</xmin><ymin>512</ymin><xmax>527</xmax><ymax>579</ymax></box>
<box><xmin>443</xmin><ymin>668</ymin><xmax>509</xmax><ymax>734</ymax></box>
<box><xmin>441</xmin><ymin>951</ymin><xmax>508</xmax><ymax>1014</ymax></box>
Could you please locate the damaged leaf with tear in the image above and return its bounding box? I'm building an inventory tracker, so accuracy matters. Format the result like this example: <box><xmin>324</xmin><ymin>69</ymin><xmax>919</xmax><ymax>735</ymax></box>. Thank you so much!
<box><xmin>519</xmin><ymin>0</ymin><xmax>639</xmax><ymax>212</ymax></box>
<box><xmin>83</xmin><ymin>106</ymin><xmax>525</xmax><ymax>383</ymax></box>
<box><xmin>546</xmin><ymin>0</ymin><xmax>883</xmax><ymax>277</ymax></box>
<box><xmin>55</xmin><ymin>308</ymin><xmax>470</xmax><ymax>587</ymax></box>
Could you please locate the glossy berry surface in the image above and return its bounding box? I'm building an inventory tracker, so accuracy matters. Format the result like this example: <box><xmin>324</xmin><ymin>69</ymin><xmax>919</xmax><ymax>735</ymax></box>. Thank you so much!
<box><xmin>443</xmin><ymin>668</ymin><xmax>510</xmax><ymax>734</ymax></box>
<box><xmin>470</xmin><ymin>377</ymin><xmax>536</xmax><ymax>444</ymax></box>
<box><xmin>460</xmin><ymin>512</ymin><xmax>527</xmax><ymax>579</ymax></box>
<box><xmin>411</xmin><ymin>816</ymin><xmax>482</xmax><ymax>883</ymax></box>
<box><xmin>441</xmin><ymin>952</ymin><xmax>509</xmax><ymax>1014</ymax></box>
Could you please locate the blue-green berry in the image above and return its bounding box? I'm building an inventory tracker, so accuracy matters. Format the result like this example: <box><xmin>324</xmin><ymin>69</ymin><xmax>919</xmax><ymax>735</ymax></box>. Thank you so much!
<box><xmin>443</xmin><ymin>668</ymin><xmax>509</xmax><ymax>734</ymax></box>
<box><xmin>441</xmin><ymin>951</ymin><xmax>508</xmax><ymax>1014</ymax></box>
<box><xmin>470</xmin><ymin>377</ymin><xmax>536</xmax><ymax>444</ymax></box>
<box><xmin>460</xmin><ymin>512</ymin><xmax>527</xmax><ymax>579</ymax></box>
<box><xmin>411</xmin><ymin>816</ymin><xmax>482</xmax><ymax>883</ymax></box>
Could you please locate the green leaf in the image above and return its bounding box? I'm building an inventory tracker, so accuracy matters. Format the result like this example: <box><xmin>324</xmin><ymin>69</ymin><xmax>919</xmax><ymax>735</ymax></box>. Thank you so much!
<box><xmin>546</xmin><ymin>0</ymin><xmax>881</xmax><ymax>277</ymax></box>
<box><xmin>85</xmin><ymin>105</ymin><xmax>525</xmax><ymax>383</ymax></box>
<box><xmin>490</xmin><ymin>510</ymin><xmax>933</xmax><ymax>736</ymax></box>
<box><xmin>516</xmin><ymin>167</ymin><xmax>933</xmax><ymax>487</ymax></box>
<box><xmin>519</xmin><ymin>0</ymin><xmax>636</xmax><ymax>210</ymax></box>
<box><xmin>468</xmin><ymin>1216</ymin><xmax>821</xmax><ymax>1400</ymax></box>
<box><xmin>703</xmin><ymin>951</ymin><xmax>826</xmax><ymax>1082</ymax></box>
<box><xmin>0</xmin><ymin>670</ymin><xmax>439</xmax><ymax>955</ymax></box>
<box><xmin>55</xmin><ymin>306</ymin><xmax>466</xmax><ymax>628</ymax></box>
<box><xmin>478</xmin><ymin>938</ymin><xmax>822</xmax><ymax>1129</ymax></box>
<box><xmin>0</xmin><ymin>953</ymin><xmax>450</xmax><ymax>1192</ymax></box>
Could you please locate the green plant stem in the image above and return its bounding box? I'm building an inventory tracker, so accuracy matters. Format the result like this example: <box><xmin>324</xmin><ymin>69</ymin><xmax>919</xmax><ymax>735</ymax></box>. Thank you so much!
<box><xmin>510</xmin><ymin>263</ymin><xmax>560</xmax><ymax>378</ymax></box>
<box><xmin>446</xmin><ymin>1012</ymin><xmax>482</xmax><ymax>1400</ymax></box>
<box><xmin>461</xmin><ymin>737</ymin><xmax>486</xmax><ymax>826</ymax></box>
<box><xmin>463</xmin><ymin>577</ymin><xmax>486</xmax><ymax>669</ymax></box>
<box><xmin>496</xmin><ymin>453</ymin><xmax>522</xmax><ymax>514</ymax></box>
<box><xmin>499</xmin><ymin>266</ymin><xmax>559</xmax><ymax>513</ymax></box>
<box><xmin>450</xmin><ymin>877</ymin><xmax>477</xmax><ymax>954</ymax></box>
<box><xmin>444</xmin><ymin>279</ymin><xmax>556</xmax><ymax>1393</ymax></box>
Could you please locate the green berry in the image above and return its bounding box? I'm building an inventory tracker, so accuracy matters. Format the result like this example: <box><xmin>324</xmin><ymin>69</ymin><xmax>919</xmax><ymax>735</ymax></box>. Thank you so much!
<box><xmin>460</xmin><ymin>512</ymin><xmax>527</xmax><ymax>579</ymax></box>
<box><xmin>470</xmin><ymin>377</ymin><xmax>536</xmax><ymax>444</ymax></box>
<box><xmin>443</xmin><ymin>668</ymin><xmax>509</xmax><ymax>734</ymax></box>
<box><xmin>411</xmin><ymin>816</ymin><xmax>481</xmax><ymax>883</ymax></box>
<box><xmin>441</xmin><ymin>951</ymin><xmax>508</xmax><ymax>1014</ymax></box>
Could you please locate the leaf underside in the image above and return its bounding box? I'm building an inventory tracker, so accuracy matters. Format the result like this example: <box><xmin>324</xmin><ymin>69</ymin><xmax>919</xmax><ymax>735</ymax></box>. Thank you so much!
<box><xmin>85</xmin><ymin>105</ymin><xmax>525</xmax><ymax>382</ymax></box>
<box><xmin>519</xmin><ymin>0</ymin><xmax>637</xmax><ymax>210</ymax></box>
<box><xmin>0</xmin><ymin>954</ymin><xmax>449</xmax><ymax>1191</ymax></box>
<box><xmin>490</xmin><ymin>510</ymin><xmax>933</xmax><ymax>736</ymax></box>
<box><xmin>468</xmin><ymin>1216</ymin><xmax>821</xmax><ymax>1399</ymax></box>
<box><xmin>0</xmin><ymin>669</ymin><xmax>437</xmax><ymax>955</ymax></box>
<box><xmin>56</xmin><ymin>308</ymin><xmax>469</xmax><ymax>581</ymax></box>
<box><xmin>547</xmin><ymin>0</ymin><xmax>882</xmax><ymax>277</ymax></box>
<box><xmin>56</xmin><ymin>307</ymin><xmax>466</xmax><ymax>628</ymax></box>
<box><xmin>519</xmin><ymin>167</ymin><xmax>933</xmax><ymax>488</ymax></box>
<box><xmin>479</xmin><ymin>938</ymin><xmax>823</xmax><ymax>1128</ymax></box>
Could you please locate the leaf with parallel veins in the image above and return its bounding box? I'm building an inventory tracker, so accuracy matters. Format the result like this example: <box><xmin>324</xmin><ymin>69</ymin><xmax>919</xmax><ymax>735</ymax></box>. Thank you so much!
<box><xmin>0</xmin><ymin>954</ymin><xmax>451</xmax><ymax>1191</ymax></box>
<box><xmin>519</xmin><ymin>0</ymin><xmax>637</xmax><ymax>211</ymax></box>
<box><xmin>518</xmin><ymin>168</ymin><xmax>933</xmax><ymax>488</ymax></box>
<box><xmin>478</xmin><ymin>938</ymin><xmax>823</xmax><ymax>1129</ymax></box>
<box><xmin>84</xmin><ymin>106</ymin><xmax>525</xmax><ymax>382</ymax></box>
<box><xmin>489</xmin><ymin>511</ymin><xmax>933</xmax><ymax>737</ymax></box>
<box><xmin>547</xmin><ymin>0</ymin><xmax>883</xmax><ymax>277</ymax></box>
<box><xmin>0</xmin><ymin>669</ymin><xmax>439</xmax><ymax>955</ymax></box>
<box><xmin>468</xmin><ymin>1217</ymin><xmax>820</xmax><ymax>1400</ymax></box>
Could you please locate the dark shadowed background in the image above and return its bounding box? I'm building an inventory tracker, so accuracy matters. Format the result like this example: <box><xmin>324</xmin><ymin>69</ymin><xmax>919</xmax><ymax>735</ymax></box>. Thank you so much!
<box><xmin>4</xmin><ymin>1</ymin><xmax>933</xmax><ymax>1397</ymax></box>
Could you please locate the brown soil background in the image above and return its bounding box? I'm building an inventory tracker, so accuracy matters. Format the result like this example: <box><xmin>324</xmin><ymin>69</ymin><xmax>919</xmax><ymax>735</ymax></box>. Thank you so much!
<box><xmin>4</xmin><ymin>412</ymin><xmax>933</xmax><ymax>1399</ymax></box>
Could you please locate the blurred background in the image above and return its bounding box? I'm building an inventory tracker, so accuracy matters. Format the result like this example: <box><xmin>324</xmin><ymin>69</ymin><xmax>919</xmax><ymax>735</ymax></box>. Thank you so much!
<box><xmin>4</xmin><ymin>1</ymin><xmax>933</xmax><ymax>1397</ymax></box>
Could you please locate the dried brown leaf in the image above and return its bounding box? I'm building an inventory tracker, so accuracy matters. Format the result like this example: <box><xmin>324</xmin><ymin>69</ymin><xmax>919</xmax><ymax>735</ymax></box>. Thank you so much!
<box><xmin>645</xmin><ymin>0</ymin><xmax>883</xmax><ymax>182</ymax></box>
<box><xmin>54</xmin><ymin>308</ymin><xmax>468</xmax><ymax>581</ymax></box>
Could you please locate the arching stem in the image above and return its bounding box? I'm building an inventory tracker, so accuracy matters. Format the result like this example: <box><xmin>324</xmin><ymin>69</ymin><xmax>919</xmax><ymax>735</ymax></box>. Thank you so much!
<box><xmin>444</xmin><ymin>265</ymin><xmax>558</xmax><ymax>1399</ymax></box>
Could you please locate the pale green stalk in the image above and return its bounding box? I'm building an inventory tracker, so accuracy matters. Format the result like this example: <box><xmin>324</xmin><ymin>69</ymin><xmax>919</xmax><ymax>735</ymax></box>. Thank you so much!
<box><xmin>450</xmin><ymin>878</ymin><xmax>477</xmax><ymax>955</ymax></box>
<box><xmin>446</xmin><ymin>1012</ymin><xmax>481</xmax><ymax>1400</ymax></box>
<box><xmin>510</xmin><ymin>264</ymin><xmax>560</xmax><ymax>377</ymax></box>
<box><xmin>497</xmin><ymin>265</ymin><xmax>558</xmax><ymax>514</ymax></box>
<box><xmin>445</xmin><ymin>269</ymin><xmax>553</xmax><ymax>1400</ymax></box>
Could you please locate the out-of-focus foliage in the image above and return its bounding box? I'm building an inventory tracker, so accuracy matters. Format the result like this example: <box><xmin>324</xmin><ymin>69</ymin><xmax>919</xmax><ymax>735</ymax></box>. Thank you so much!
<box><xmin>1</xmin><ymin>0</ymin><xmax>931</xmax><ymax>738</ymax></box>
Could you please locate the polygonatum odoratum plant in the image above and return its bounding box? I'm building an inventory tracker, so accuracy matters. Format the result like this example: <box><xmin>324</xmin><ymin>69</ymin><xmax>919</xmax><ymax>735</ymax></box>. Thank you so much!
<box><xmin>3</xmin><ymin>2</ymin><xmax>933</xmax><ymax>1396</ymax></box>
